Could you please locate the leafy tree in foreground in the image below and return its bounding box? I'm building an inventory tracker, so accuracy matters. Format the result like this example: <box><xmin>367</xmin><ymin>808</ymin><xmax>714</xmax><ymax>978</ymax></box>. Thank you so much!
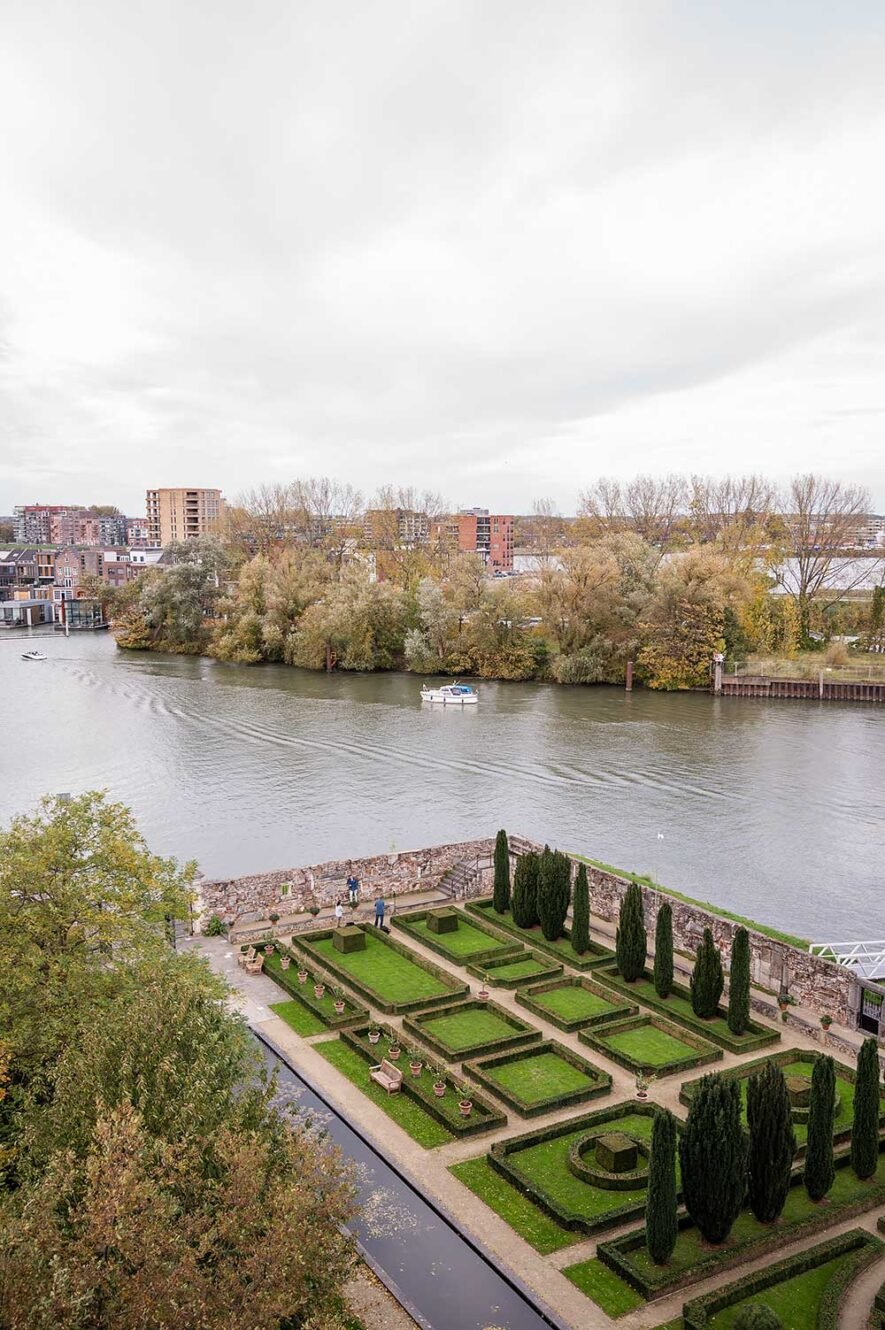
<box><xmin>679</xmin><ymin>1073</ymin><xmax>747</xmax><ymax>1244</ymax></box>
<box><xmin>571</xmin><ymin>862</ymin><xmax>590</xmax><ymax>955</ymax></box>
<box><xmin>746</xmin><ymin>1062</ymin><xmax>796</xmax><ymax>1223</ymax></box>
<box><xmin>616</xmin><ymin>882</ymin><xmax>646</xmax><ymax>982</ymax></box>
<box><xmin>804</xmin><ymin>1054</ymin><xmax>836</xmax><ymax>1202</ymax></box>
<box><xmin>733</xmin><ymin>1307</ymin><xmax>783</xmax><ymax>1330</ymax></box>
<box><xmin>851</xmin><ymin>1037</ymin><xmax>881</xmax><ymax>1181</ymax></box>
<box><xmin>653</xmin><ymin>901</ymin><xmax>674</xmax><ymax>998</ymax></box>
<box><xmin>510</xmin><ymin>851</ymin><xmax>540</xmax><ymax>929</ymax></box>
<box><xmin>728</xmin><ymin>926</ymin><xmax>751</xmax><ymax>1036</ymax></box>
<box><xmin>646</xmin><ymin>1108</ymin><xmax>678</xmax><ymax>1264</ymax></box>
<box><xmin>690</xmin><ymin>928</ymin><xmax>724</xmax><ymax>1018</ymax></box>
<box><xmin>493</xmin><ymin>829</ymin><xmax>511</xmax><ymax>913</ymax></box>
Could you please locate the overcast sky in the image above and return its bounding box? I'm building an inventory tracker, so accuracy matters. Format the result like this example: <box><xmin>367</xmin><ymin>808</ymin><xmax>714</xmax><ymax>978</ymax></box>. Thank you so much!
<box><xmin>2</xmin><ymin>1</ymin><xmax>884</xmax><ymax>516</ymax></box>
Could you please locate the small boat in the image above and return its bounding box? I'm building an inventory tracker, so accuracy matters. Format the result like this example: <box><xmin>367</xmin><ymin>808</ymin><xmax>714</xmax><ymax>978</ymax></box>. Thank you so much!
<box><xmin>21</xmin><ymin>650</ymin><xmax>48</xmax><ymax>661</ymax></box>
<box><xmin>420</xmin><ymin>682</ymin><xmax>478</xmax><ymax>705</ymax></box>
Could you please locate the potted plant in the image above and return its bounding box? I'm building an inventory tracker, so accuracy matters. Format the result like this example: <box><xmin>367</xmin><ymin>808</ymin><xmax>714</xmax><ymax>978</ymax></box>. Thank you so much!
<box><xmin>269</xmin><ymin>911</ymin><xmax>280</xmax><ymax>927</ymax></box>
<box><xmin>368</xmin><ymin>1028</ymin><xmax>382</xmax><ymax>1046</ymax></box>
<box><xmin>457</xmin><ymin>1084</ymin><xmax>473</xmax><ymax>1118</ymax></box>
<box><xmin>635</xmin><ymin>1071</ymin><xmax>656</xmax><ymax>1101</ymax></box>
<box><xmin>280</xmin><ymin>953</ymin><xmax>290</xmax><ymax>971</ymax></box>
<box><xmin>307</xmin><ymin>899</ymin><xmax>320</xmax><ymax>918</ymax></box>
<box><xmin>313</xmin><ymin>979</ymin><xmax>326</xmax><ymax>999</ymax></box>
<box><xmin>387</xmin><ymin>1038</ymin><xmax>402</xmax><ymax>1062</ymax></box>
<box><xmin>820</xmin><ymin>1013</ymin><xmax>833</xmax><ymax>1030</ymax></box>
<box><xmin>297</xmin><ymin>965</ymin><xmax>308</xmax><ymax>984</ymax></box>
<box><xmin>333</xmin><ymin>986</ymin><xmax>346</xmax><ymax>1015</ymax></box>
<box><xmin>432</xmin><ymin>1067</ymin><xmax>447</xmax><ymax>1098</ymax></box>
<box><xmin>476</xmin><ymin>985</ymin><xmax>490</xmax><ymax>1002</ymax></box>
<box><xmin>265</xmin><ymin>942</ymin><xmax>275</xmax><ymax>956</ymax></box>
<box><xmin>777</xmin><ymin>990</ymin><xmax>790</xmax><ymax>1012</ymax></box>
<box><xmin>408</xmin><ymin>1049</ymin><xmax>423</xmax><ymax>1077</ymax></box>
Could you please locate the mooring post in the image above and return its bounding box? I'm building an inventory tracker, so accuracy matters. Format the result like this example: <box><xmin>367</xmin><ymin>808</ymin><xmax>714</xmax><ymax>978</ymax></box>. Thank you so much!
<box><xmin>712</xmin><ymin>652</ymin><xmax>724</xmax><ymax>695</ymax></box>
<box><xmin>819</xmin><ymin>670</ymin><xmax>824</xmax><ymax>699</ymax></box>
<box><xmin>625</xmin><ymin>660</ymin><xmax>633</xmax><ymax>692</ymax></box>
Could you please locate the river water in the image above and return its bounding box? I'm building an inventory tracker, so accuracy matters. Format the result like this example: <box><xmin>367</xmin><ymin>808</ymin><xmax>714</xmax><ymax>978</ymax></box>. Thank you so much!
<box><xmin>3</xmin><ymin>632</ymin><xmax>882</xmax><ymax>942</ymax></box>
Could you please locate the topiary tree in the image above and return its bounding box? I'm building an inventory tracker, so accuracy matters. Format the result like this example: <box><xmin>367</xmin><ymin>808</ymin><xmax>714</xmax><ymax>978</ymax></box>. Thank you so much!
<box><xmin>571</xmin><ymin>863</ymin><xmax>590</xmax><ymax>955</ymax></box>
<box><xmin>653</xmin><ymin>902</ymin><xmax>673</xmax><ymax>999</ymax></box>
<box><xmin>511</xmin><ymin>852</ymin><xmax>540</xmax><ymax>929</ymax></box>
<box><xmin>645</xmin><ymin>1107</ymin><xmax>677</xmax><ymax>1264</ymax></box>
<box><xmin>746</xmin><ymin>1061</ymin><xmax>796</xmax><ymax>1223</ymax></box>
<box><xmin>615</xmin><ymin>882</ymin><xmax>646</xmax><ymax>982</ymax></box>
<box><xmin>728</xmin><ymin>927</ymin><xmax>750</xmax><ymax>1036</ymax></box>
<box><xmin>733</xmin><ymin>1307</ymin><xmax>783</xmax><ymax>1330</ymax></box>
<box><xmin>537</xmin><ymin>845</ymin><xmax>555</xmax><ymax>937</ymax></box>
<box><xmin>690</xmin><ymin>928</ymin><xmax>724</xmax><ymax>1018</ymax></box>
<box><xmin>805</xmin><ymin>1054</ymin><xmax>836</xmax><ymax>1202</ymax></box>
<box><xmin>538</xmin><ymin>847</ymin><xmax>572</xmax><ymax>942</ymax></box>
<box><xmin>493</xmin><ymin>829</ymin><xmax>510</xmax><ymax>914</ymax></box>
<box><xmin>679</xmin><ymin>1073</ymin><xmax>747</xmax><ymax>1244</ymax></box>
<box><xmin>850</xmin><ymin>1037</ymin><xmax>881</xmax><ymax>1181</ymax></box>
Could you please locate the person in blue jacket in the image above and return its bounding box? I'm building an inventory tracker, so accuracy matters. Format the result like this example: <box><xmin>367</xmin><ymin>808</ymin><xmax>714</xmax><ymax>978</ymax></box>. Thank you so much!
<box><xmin>374</xmin><ymin>894</ymin><xmax>385</xmax><ymax>928</ymax></box>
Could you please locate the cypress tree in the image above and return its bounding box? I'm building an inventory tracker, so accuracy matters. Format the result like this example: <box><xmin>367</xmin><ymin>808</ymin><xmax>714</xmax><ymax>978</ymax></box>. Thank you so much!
<box><xmin>653</xmin><ymin>902</ymin><xmax>674</xmax><ymax>999</ymax></box>
<box><xmin>733</xmin><ymin>1308</ymin><xmax>783</xmax><ymax>1330</ymax></box>
<box><xmin>850</xmin><ymin>1037</ymin><xmax>881</xmax><ymax>1181</ymax></box>
<box><xmin>679</xmin><ymin>1072</ymin><xmax>747</xmax><ymax>1244</ymax></box>
<box><xmin>746</xmin><ymin>1062</ymin><xmax>796</xmax><ymax>1223</ymax></box>
<box><xmin>690</xmin><ymin>928</ymin><xmax>724</xmax><ymax>1018</ymax></box>
<box><xmin>571</xmin><ymin>863</ymin><xmax>590</xmax><ymax>955</ymax></box>
<box><xmin>538</xmin><ymin>848</ymin><xmax>572</xmax><ymax>941</ymax></box>
<box><xmin>493</xmin><ymin>829</ymin><xmax>510</xmax><ymax>914</ymax></box>
<box><xmin>804</xmin><ymin>1054</ymin><xmax>836</xmax><ymax>1202</ymax></box>
<box><xmin>615</xmin><ymin>882</ymin><xmax>646</xmax><ymax>982</ymax></box>
<box><xmin>511</xmin><ymin>851</ymin><xmax>540</xmax><ymax>929</ymax></box>
<box><xmin>645</xmin><ymin>1107</ymin><xmax>678</xmax><ymax>1264</ymax></box>
<box><xmin>728</xmin><ymin>927</ymin><xmax>751</xmax><ymax>1036</ymax></box>
<box><xmin>537</xmin><ymin>845</ymin><xmax>555</xmax><ymax>938</ymax></box>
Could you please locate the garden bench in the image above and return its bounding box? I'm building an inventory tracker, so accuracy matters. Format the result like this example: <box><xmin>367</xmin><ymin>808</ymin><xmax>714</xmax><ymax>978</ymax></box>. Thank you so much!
<box><xmin>245</xmin><ymin>955</ymin><xmax>264</xmax><ymax>974</ymax></box>
<box><xmin>369</xmin><ymin>1059</ymin><xmax>403</xmax><ymax>1095</ymax></box>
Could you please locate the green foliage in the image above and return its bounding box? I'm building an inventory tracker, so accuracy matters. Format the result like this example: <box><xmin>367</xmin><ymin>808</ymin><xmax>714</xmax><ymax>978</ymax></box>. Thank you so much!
<box><xmin>850</xmin><ymin>1037</ymin><xmax>881</xmax><ymax>1180</ymax></box>
<box><xmin>570</xmin><ymin>863</ymin><xmax>590</xmax><ymax>955</ymax></box>
<box><xmin>728</xmin><ymin>926</ymin><xmax>751</xmax><ymax>1035</ymax></box>
<box><xmin>615</xmin><ymin>882</ymin><xmax>646</xmax><ymax>982</ymax></box>
<box><xmin>679</xmin><ymin>1073</ymin><xmax>747</xmax><ymax>1244</ymax></box>
<box><xmin>493</xmin><ymin>829</ymin><xmax>511</xmax><ymax>913</ymax></box>
<box><xmin>746</xmin><ymin>1062</ymin><xmax>796</xmax><ymax>1223</ymax></box>
<box><xmin>646</xmin><ymin>1108</ymin><xmax>678</xmax><ymax>1265</ymax></box>
<box><xmin>805</xmin><ymin>1055</ymin><xmax>836</xmax><ymax>1202</ymax></box>
<box><xmin>204</xmin><ymin>913</ymin><xmax>227</xmax><ymax>937</ymax></box>
<box><xmin>538</xmin><ymin>846</ymin><xmax>572</xmax><ymax>942</ymax></box>
<box><xmin>653</xmin><ymin>902</ymin><xmax>673</xmax><ymax>998</ymax></box>
<box><xmin>511</xmin><ymin>851</ymin><xmax>541</xmax><ymax>929</ymax></box>
<box><xmin>733</xmin><ymin>1306</ymin><xmax>784</xmax><ymax>1330</ymax></box>
<box><xmin>690</xmin><ymin>928</ymin><xmax>724</xmax><ymax>1019</ymax></box>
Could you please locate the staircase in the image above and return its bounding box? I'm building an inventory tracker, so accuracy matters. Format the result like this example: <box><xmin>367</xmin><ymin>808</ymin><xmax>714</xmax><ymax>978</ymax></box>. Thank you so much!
<box><xmin>437</xmin><ymin>851</ymin><xmax>494</xmax><ymax>900</ymax></box>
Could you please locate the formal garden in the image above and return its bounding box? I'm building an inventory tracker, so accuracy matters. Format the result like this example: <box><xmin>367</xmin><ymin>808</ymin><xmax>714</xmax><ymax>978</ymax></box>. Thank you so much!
<box><xmin>258</xmin><ymin>833</ymin><xmax>885</xmax><ymax>1328</ymax></box>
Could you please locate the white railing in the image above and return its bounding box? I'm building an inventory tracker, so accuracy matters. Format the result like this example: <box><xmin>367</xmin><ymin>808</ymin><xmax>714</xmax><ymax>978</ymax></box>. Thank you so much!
<box><xmin>809</xmin><ymin>941</ymin><xmax>885</xmax><ymax>980</ymax></box>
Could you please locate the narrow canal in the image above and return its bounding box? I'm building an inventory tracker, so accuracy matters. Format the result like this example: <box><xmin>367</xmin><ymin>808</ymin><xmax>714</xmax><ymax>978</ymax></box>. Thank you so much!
<box><xmin>256</xmin><ymin>1032</ymin><xmax>562</xmax><ymax>1330</ymax></box>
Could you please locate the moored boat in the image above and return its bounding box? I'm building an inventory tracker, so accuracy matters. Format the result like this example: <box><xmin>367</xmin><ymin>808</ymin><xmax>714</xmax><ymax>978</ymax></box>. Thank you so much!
<box><xmin>21</xmin><ymin>650</ymin><xmax>48</xmax><ymax>661</ymax></box>
<box><xmin>420</xmin><ymin>683</ymin><xmax>478</xmax><ymax>705</ymax></box>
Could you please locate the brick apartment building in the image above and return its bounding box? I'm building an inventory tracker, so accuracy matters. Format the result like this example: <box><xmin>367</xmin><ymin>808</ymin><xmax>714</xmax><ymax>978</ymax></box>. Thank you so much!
<box><xmin>146</xmin><ymin>488</ymin><xmax>225</xmax><ymax>545</ymax></box>
<box><xmin>431</xmin><ymin>509</ymin><xmax>514</xmax><ymax>571</ymax></box>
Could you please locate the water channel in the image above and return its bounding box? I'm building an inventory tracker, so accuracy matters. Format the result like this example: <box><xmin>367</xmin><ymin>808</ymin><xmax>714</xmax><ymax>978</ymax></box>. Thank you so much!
<box><xmin>3</xmin><ymin>632</ymin><xmax>883</xmax><ymax>941</ymax></box>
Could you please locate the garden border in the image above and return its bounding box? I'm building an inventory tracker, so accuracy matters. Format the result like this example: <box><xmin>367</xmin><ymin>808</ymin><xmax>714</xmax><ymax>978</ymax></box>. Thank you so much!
<box><xmin>252</xmin><ymin>943</ymin><xmax>369</xmax><ymax>1027</ymax></box>
<box><xmin>516</xmin><ymin>975</ymin><xmax>638</xmax><ymax>1032</ymax></box>
<box><xmin>465</xmin><ymin>899</ymin><xmax>615</xmax><ymax>971</ymax></box>
<box><xmin>392</xmin><ymin>909</ymin><xmax>525</xmax><ymax>967</ymax></box>
<box><xmin>288</xmin><ymin>925</ymin><xmax>469</xmax><ymax>1013</ymax></box>
<box><xmin>463</xmin><ymin>1039</ymin><xmax>612</xmax><ymax>1118</ymax></box>
<box><xmin>578</xmin><ymin>1013</ymin><xmax>722</xmax><ymax>1077</ymax></box>
<box><xmin>403</xmin><ymin>998</ymin><xmax>543</xmax><ymax>1063</ymax></box>
<box><xmin>466</xmin><ymin>950</ymin><xmax>564</xmax><ymax>989</ymax></box>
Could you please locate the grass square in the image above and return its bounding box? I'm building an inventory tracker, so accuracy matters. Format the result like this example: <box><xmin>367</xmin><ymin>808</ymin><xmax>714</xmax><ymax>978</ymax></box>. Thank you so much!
<box><xmin>405</xmin><ymin>1000</ymin><xmax>541</xmax><ymax>1061</ymax></box>
<box><xmin>564</xmin><ymin>1258</ymin><xmax>645</xmax><ymax>1317</ymax></box>
<box><xmin>269</xmin><ymin>999</ymin><xmax>327</xmax><ymax>1037</ymax></box>
<box><xmin>580</xmin><ymin>1014</ymin><xmax>721</xmax><ymax>1077</ymax></box>
<box><xmin>517</xmin><ymin>976</ymin><xmax>637</xmax><ymax>1032</ymax></box>
<box><xmin>297</xmin><ymin>927</ymin><xmax>466</xmax><ymax>1011</ymax></box>
<box><xmin>466</xmin><ymin>1042</ymin><xmax>610</xmax><ymax>1116</ymax></box>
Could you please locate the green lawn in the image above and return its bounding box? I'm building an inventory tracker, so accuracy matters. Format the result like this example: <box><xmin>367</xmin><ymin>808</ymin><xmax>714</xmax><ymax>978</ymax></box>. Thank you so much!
<box><xmin>529</xmin><ymin>985</ymin><xmax>622</xmax><ymax>1023</ymax></box>
<box><xmin>483</xmin><ymin>956</ymin><xmax>554</xmax><ymax>982</ymax></box>
<box><xmin>470</xmin><ymin>904</ymin><xmax>611</xmax><ymax>963</ymax></box>
<box><xmin>596</xmin><ymin>967</ymin><xmax>774</xmax><ymax>1049</ymax></box>
<box><xmin>564</xmin><ymin>1259</ymin><xmax>645</xmax><ymax>1317</ymax></box>
<box><xmin>316</xmin><ymin>1038</ymin><xmax>454</xmax><ymax>1148</ymax></box>
<box><xmin>601</xmin><ymin>1024</ymin><xmax>700</xmax><ymax>1067</ymax></box>
<box><xmin>479</xmin><ymin>1050</ymin><xmax>597</xmax><ymax>1105</ymax></box>
<box><xmin>419</xmin><ymin>1008</ymin><xmax>529</xmax><ymax>1055</ymax></box>
<box><xmin>682</xmin><ymin>1057</ymin><xmax>859</xmax><ymax>1148</ymax></box>
<box><xmin>449</xmin><ymin>1156</ymin><xmax>579</xmax><ymax>1254</ymax></box>
<box><xmin>269</xmin><ymin>999</ymin><xmax>327</xmax><ymax>1037</ymax></box>
<box><xmin>709</xmin><ymin>1256</ymin><xmax>846</xmax><ymax>1329</ymax></box>
<box><xmin>398</xmin><ymin>916</ymin><xmax>513</xmax><ymax>959</ymax></box>
<box><xmin>307</xmin><ymin>931</ymin><xmax>456</xmax><ymax>1004</ymax></box>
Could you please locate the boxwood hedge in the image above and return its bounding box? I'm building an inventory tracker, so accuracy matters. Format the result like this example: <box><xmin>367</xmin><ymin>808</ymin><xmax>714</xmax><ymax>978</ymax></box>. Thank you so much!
<box><xmin>516</xmin><ymin>975</ymin><xmax>638</xmax><ymax>1032</ymax></box>
<box><xmin>466</xmin><ymin>950</ymin><xmax>564</xmax><ymax>989</ymax></box>
<box><xmin>465</xmin><ymin>898</ymin><xmax>615</xmax><ymax>971</ymax></box>
<box><xmin>463</xmin><ymin>1040</ymin><xmax>612</xmax><ymax>1117</ymax></box>
<box><xmin>578</xmin><ymin>1013</ymin><xmax>722</xmax><ymax>1078</ymax></box>
<box><xmin>392</xmin><ymin>909</ymin><xmax>526</xmax><ymax>966</ymax></box>
<box><xmin>252</xmin><ymin>943</ymin><xmax>368</xmax><ymax>1028</ymax></box>
<box><xmin>402</xmin><ymin>998</ymin><xmax>542</xmax><ymax>1062</ymax></box>
<box><xmin>289</xmin><ymin>926</ymin><xmax>470</xmax><ymax>1013</ymax></box>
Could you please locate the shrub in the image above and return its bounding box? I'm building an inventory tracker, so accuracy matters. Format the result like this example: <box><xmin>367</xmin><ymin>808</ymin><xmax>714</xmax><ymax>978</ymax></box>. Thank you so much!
<box><xmin>679</xmin><ymin>1073</ymin><xmax>747</xmax><ymax>1244</ymax></box>
<box><xmin>511</xmin><ymin>852</ymin><xmax>540</xmax><ymax>929</ymax></box>
<box><xmin>804</xmin><ymin>1054</ymin><xmax>836</xmax><ymax>1202</ymax></box>
<box><xmin>203</xmin><ymin>914</ymin><xmax>226</xmax><ymax>937</ymax></box>
<box><xmin>691</xmin><ymin>928</ymin><xmax>724</xmax><ymax>1019</ymax></box>
<box><xmin>728</xmin><ymin>926</ymin><xmax>750</xmax><ymax>1036</ymax></box>
<box><xmin>615</xmin><ymin>883</ymin><xmax>646</xmax><ymax>982</ymax></box>
<box><xmin>733</xmin><ymin>1307</ymin><xmax>783</xmax><ymax>1330</ymax></box>
<box><xmin>746</xmin><ymin>1062</ymin><xmax>796</xmax><ymax>1224</ymax></box>
<box><xmin>851</xmin><ymin>1037</ymin><xmax>881</xmax><ymax>1181</ymax></box>
<box><xmin>653</xmin><ymin>902</ymin><xmax>673</xmax><ymax>999</ymax></box>
<box><xmin>646</xmin><ymin>1107</ymin><xmax>677</xmax><ymax>1265</ymax></box>
<box><xmin>493</xmin><ymin>830</ymin><xmax>510</xmax><ymax>914</ymax></box>
<box><xmin>571</xmin><ymin>863</ymin><xmax>590</xmax><ymax>955</ymax></box>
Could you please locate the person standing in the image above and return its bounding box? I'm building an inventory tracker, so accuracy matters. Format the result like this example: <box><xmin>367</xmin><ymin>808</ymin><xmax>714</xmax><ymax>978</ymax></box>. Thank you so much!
<box><xmin>374</xmin><ymin>894</ymin><xmax>385</xmax><ymax>928</ymax></box>
<box><xmin>347</xmin><ymin>875</ymin><xmax>359</xmax><ymax>905</ymax></box>
<box><xmin>334</xmin><ymin>898</ymin><xmax>344</xmax><ymax>928</ymax></box>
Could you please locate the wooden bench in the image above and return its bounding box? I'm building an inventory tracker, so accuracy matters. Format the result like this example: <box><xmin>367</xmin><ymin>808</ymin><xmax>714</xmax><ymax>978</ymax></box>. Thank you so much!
<box><xmin>245</xmin><ymin>955</ymin><xmax>264</xmax><ymax>975</ymax></box>
<box><xmin>369</xmin><ymin>1058</ymin><xmax>403</xmax><ymax>1095</ymax></box>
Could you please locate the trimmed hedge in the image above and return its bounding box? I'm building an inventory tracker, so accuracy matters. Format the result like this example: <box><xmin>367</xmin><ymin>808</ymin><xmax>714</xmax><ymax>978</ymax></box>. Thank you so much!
<box><xmin>516</xmin><ymin>976</ymin><xmax>638</xmax><ymax>1032</ymax></box>
<box><xmin>392</xmin><ymin>909</ymin><xmax>525</xmax><ymax>966</ymax></box>
<box><xmin>402</xmin><ymin>998</ymin><xmax>543</xmax><ymax>1062</ymax></box>
<box><xmin>681</xmin><ymin>1228</ymin><xmax>883</xmax><ymax>1329</ymax></box>
<box><xmin>579</xmin><ymin>1014</ymin><xmax>722</xmax><ymax>1078</ymax></box>
<box><xmin>340</xmin><ymin>1024</ymin><xmax>506</xmax><ymax>1138</ymax></box>
<box><xmin>594</xmin><ymin>965</ymin><xmax>780</xmax><ymax>1055</ymax></box>
<box><xmin>465</xmin><ymin>899</ymin><xmax>615</xmax><ymax>971</ymax></box>
<box><xmin>255</xmin><ymin>945</ymin><xmax>368</xmax><ymax>1028</ymax></box>
<box><xmin>466</xmin><ymin>950</ymin><xmax>564</xmax><ymax>989</ymax></box>
<box><xmin>597</xmin><ymin>1151</ymin><xmax>885</xmax><ymax>1301</ymax></box>
<box><xmin>289</xmin><ymin>926</ymin><xmax>469</xmax><ymax>1013</ymax></box>
<box><xmin>463</xmin><ymin>1040</ymin><xmax>612</xmax><ymax>1118</ymax></box>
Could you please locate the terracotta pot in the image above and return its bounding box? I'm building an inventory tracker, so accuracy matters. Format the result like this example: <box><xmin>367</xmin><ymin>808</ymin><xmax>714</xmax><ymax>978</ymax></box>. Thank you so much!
<box><xmin>477</xmin><ymin>989</ymin><xmax>490</xmax><ymax>1002</ymax></box>
<box><xmin>821</xmin><ymin>1017</ymin><xmax>832</xmax><ymax>1029</ymax></box>
<box><xmin>368</xmin><ymin>1031</ymin><xmax>381</xmax><ymax>1045</ymax></box>
<box><xmin>458</xmin><ymin>1100</ymin><xmax>473</xmax><ymax>1118</ymax></box>
<box><xmin>433</xmin><ymin>1082</ymin><xmax>446</xmax><ymax>1098</ymax></box>
<box><xmin>314</xmin><ymin>985</ymin><xmax>325</xmax><ymax>999</ymax></box>
<box><xmin>388</xmin><ymin>1046</ymin><xmax>402</xmax><ymax>1062</ymax></box>
<box><xmin>409</xmin><ymin>1061</ymin><xmax>422</xmax><ymax>1077</ymax></box>
<box><xmin>266</xmin><ymin>945</ymin><xmax>275</xmax><ymax>956</ymax></box>
<box><xmin>334</xmin><ymin>1000</ymin><xmax>345</xmax><ymax>1014</ymax></box>
<box><xmin>636</xmin><ymin>1090</ymin><xmax>648</xmax><ymax>1101</ymax></box>
<box><xmin>297</xmin><ymin>970</ymin><xmax>308</xmax><ymax>984</ymax></box>
<box><xmin>280</xmin><ymin>956</ymin><xmax>290</xmax><ymax>970</ymax></box>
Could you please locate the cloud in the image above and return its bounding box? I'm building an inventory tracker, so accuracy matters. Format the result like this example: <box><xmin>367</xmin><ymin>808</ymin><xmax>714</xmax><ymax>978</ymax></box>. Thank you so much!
<box><xmin>1</xmin><ymin>0</ymin><xmax>884</xmax><ymax>513</ymax></box>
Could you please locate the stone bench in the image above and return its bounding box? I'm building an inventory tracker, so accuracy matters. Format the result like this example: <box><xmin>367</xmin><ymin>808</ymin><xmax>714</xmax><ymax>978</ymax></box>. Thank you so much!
<box><xmin>369</xmin><ymin>1059</ymin><xmax>403</xmax><ymax>1095</ymax></box>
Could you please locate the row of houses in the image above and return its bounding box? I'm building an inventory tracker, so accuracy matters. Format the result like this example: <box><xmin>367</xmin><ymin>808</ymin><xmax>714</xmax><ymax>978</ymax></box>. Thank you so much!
<box><xmin>0</xmin><ymin>546</ymin><xmax>166</xmax><ymax>627</ymax></box>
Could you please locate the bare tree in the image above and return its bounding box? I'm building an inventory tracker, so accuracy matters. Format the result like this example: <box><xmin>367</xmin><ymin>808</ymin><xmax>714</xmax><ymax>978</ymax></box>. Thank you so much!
<box><xmin>687</xmin><ymin>474</ymin><xmax>779</xmax><ymax>567</ymax></box>
<box><xmin>579</xmin><ymin>474</ymin><xmax>687</xmax><ymax>550</ymax></box>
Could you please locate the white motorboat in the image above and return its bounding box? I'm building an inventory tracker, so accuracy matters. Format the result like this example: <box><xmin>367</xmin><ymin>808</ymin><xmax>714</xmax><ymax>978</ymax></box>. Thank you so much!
<box><xmin>420</xmin><ymin>682</ymin><xmax>478</xmax><ymax>705</ymax></box>
<box><xmin>21</xmin><ymin>650</ymin><xmax>48</xmax><ymax>661</ymax></box>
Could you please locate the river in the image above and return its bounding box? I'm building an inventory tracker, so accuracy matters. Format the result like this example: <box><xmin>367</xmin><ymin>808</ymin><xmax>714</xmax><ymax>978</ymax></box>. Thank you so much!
<box><xmin>3</xmin><ymin>632</ymin><xmax>883</xmax><ymax>942</ymax></box>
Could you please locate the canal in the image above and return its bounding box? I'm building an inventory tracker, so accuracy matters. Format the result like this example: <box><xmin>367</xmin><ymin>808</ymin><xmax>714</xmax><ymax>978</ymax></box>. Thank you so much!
<box><xmin>3</xmin><ymin>632</ymin><xmax>883</xmax><ymax>941</ymax></box>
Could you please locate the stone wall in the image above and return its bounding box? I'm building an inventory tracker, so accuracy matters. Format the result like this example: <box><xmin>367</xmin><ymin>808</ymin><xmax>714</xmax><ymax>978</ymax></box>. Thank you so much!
<box><xmin>197</xmin><ymin>837</ymin><xmax>496</xmax><ymax>930</ymax></box>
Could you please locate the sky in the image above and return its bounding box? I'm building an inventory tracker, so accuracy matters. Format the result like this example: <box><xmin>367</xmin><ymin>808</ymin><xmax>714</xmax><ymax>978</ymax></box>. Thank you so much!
<box><xmin>1</xmin><ymin>1</ymin><xmax>885</xmax><ymax>517</ymax></box>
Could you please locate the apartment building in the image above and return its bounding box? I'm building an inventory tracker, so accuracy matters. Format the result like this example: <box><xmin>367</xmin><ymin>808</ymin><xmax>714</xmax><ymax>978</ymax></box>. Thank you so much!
<box><xmin>13</xmin><ymin>505</ymin><xmax>69</xmax><ymax>543</ymax></box>
<box><xmin>453</xmin><ymin>509</ymin><xmax>514</xmax><ymax>571</ymax></box>
<box><xmin>145</xmin><ymin>488</ymin><xmax>225</xmax><ymax>545</ymax></box>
